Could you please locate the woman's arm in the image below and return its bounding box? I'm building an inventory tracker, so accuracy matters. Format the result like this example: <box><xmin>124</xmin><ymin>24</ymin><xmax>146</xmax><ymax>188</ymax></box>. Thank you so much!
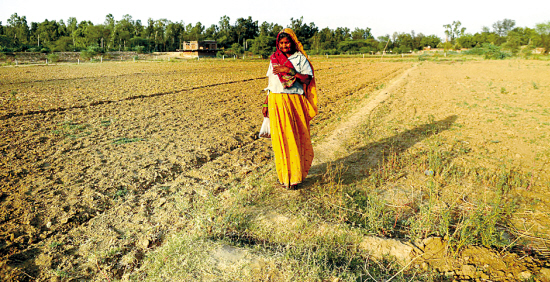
<box><xmin>272</xmin><ymin>65</ymin><xmax>312</xmax><ymax>85</ymax></box>
<box><xmin>295</xmin><ymin>72</ymin><xmax>312</xmax><ymax>85</ymax></box>
<box><xmin>262</xmin><ymin>95</ymin><xmax>269</xmax><ymax>117</ymax></box>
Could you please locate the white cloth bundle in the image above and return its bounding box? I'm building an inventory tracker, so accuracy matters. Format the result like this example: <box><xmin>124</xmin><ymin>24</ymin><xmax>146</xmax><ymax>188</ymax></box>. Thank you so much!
<box><xmin>259</xmin><ymin>117</ymin><xmax>271</xmax><ymax>138</ymax></box>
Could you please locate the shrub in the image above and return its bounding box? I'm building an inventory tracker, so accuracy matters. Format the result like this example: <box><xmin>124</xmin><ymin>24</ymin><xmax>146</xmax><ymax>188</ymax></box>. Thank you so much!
<box><xmin>464</xmin><ymin>45</ymin><xmax>485</xmax><ymax>55</ymax></box>
<box><xmin>133</xmin><ymin>46</ymin><xmax>145</xmax><ymax>54</ymax></box>
<box><xmin>418</xmin><ymin>54</ymin><xmax>430</xmax><ymax>61</ymax></box>
<box><xmin>47</xmin><ymin>53</ymin><xmax>60</xmax><ymax>63</ymax></box>
<box><xmin>463</xmin><ymin>43</ymin><xmax>510</xmax><ymax>60</ymax></box>
<box><xmin>80</xmin><ymin>50</ymin><xmax>93</xmax><ymax>60</ymax></box>
<box><xmin>521</xmin><ymin>45</ymin><xmax>535</xmax><ymax>58</ymax></box>
<box><xmin>482</xmin><ymin>44</ymin><xmax>510</xmax><ymax>59</ymax></box>
<box><xmin>80</xmin><ymin>46</ymin><xmax>99</xmax><ymax>60</ymax></box>
<box><xmin>88</xmin><ymin>45</ymin><xmax>104</xmax><ymax>54</ymax></box>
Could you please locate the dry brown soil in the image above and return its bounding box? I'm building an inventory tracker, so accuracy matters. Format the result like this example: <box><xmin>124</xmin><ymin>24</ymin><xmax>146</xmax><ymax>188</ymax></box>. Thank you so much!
<box><xmin>1</xmin><ymin>59</ymin><xmax>408</xmax><ymax>280</ymax></box>
<box><xmin>1</xmin><ymin>59</ymin><xmax>549</xmax><ymax>281</ymax></box>
<box><xmin>312</xmin><ymin>59</ymin><xmax>550</xmax><ymax>281</ymax></box>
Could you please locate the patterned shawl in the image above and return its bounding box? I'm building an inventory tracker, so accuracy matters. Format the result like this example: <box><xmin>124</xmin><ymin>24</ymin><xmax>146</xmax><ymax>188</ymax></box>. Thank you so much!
<box><xmin>270</xmin><ymin>28</ymin><xmax>319</xmax><ymax>120</ymax></box>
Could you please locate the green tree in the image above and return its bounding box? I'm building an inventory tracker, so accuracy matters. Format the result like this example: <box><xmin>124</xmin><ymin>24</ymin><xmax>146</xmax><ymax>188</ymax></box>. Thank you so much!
<box><xmin>231</xmin><ymin>42</ymin><xmax>243</xmax><ymax>55</ymax></box>
<box><xmin>334</xmin><ymin>27</ymin><xmax>351</xmax><ymax>42</ymax></box>
<box><xmin>419</xmin><ymin>34</ymin><xmax>441</xmax><ymax>49</ymax></box>
<box><xmin>259</xmin><ymin>21</ymin><xmax>282</xmax><ymax>38</ymax></box>
<box><xmin>32</xmin><ymin>19</ymin><xmax>62</xmax><ymax>50</ymax></box>
<box><xmin>351</xmin><ymin>27</ymin><xmax>373</xmax><ymax>40</ymax></box>
<box><xmin>153</xmin><ymin>19</ymin><xmax>168</xmax><ymax>51</ymax></box>
<box><xmin>204</xmin><ymin>24</ymin><xmax>218</xmax><ymax>40</ymax></box>
<box><xmin>163</xmin><ymin>21</ymin><xmax>182</xmax><ymax>50</ymax></box>
<box><xmin>112</xmin><ymin>14</ymin><xmax>135</xmax><ymax>50</ymax></box>
<box><xmin>217</xmin><ymin>15</ymin><xmax>232</xmax><ymax>48</ymax></box>
<box><xmin>443</xmin><ymin>20</ymin><xmax>465</xmax><ymax>44</ymax></box>
<box><xmin>102</xmin><ymin>14</ymin><xmax>115</xmax><ymax>49</ymax></box>
<box><xmin>52</xmin><ymin>36</ymin><xmax>73</xmax><ymax>51</ymax></box>
<box><xmin>233</xmin><ymin>17</ymin><xmax>258</xmax><ymax>46</ymax></box>
<box><xmin>492</xmin><ymin>19</ymin><xmax>515</xmax><ymax>36</ymax></box>
<box><xmin>6</xmin><ymin>13</ymin><xmax>30</xmax><ymax>46</ymax></box>
<box><xmin>501</xmin><ymin>30</ymin><xmax>521</xmax><ymax>55</ymax></box>
<box><xmin>392</xmin><ymin>32</ymin><xmax>414</xmax><ymax>53</ymax></box>
<box><xmin>134</xmin><ymin>19</ymin><xmax>144</xmax><ymax>37</ymax></box>
<box><xmin>377</xmin><ymin>35</ymin><xmax>393</xmax><ymax>52</ymax></box>
<box><xmin>250</xmin><ymin>34</ymin><xmax>275</xmax><ymax>58</ymax></box>
<box><xmin>289</xmin><ymin>17</ymin><xmax>318</xmax><ymax>48</ymax></box>
<box><xmin>472</xmin><ymin>30</ymin><xmax>503</xmax><ymax>46</ymax></box>
<box><xmin>66</xmin><ymin>17</ymin><xmax>78</xmax><ymax>48</ymax></box>
<box><xmin>190</xmin><ymin>22</ymin><xmax>205</xmax><ymax>41</ymax></box>
<box><xmin>457</xmin><ymin>34</ymin><xmax>475</xmax><ymax>49</ymax></box>
<box><xmin>536</xmin><ymin>21</ymin><xmax>550</xmax><ymax>54</ymax></box>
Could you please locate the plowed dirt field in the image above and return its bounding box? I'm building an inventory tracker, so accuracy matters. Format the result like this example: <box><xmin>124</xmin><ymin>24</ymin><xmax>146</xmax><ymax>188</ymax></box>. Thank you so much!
<box><xmin>1</xmin><ymin>59</ymin><xmax>409</xmax><ymax>280</ymax></box>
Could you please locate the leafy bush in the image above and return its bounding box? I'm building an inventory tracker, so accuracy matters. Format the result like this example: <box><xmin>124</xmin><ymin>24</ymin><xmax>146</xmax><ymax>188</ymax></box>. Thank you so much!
<box><xmin>80</xmin><ymin>50</ymin><xmax>93</xmax><ymax>60</ymax></box>
<box><xmin>88</xmin><ymin>45</ymin><xmax>104</xmax><ymax>54</ymax></box>
<box><xmin>132</xmin><ymin>46</ymin><xmax>145</xmax><ymax>54</ymax></box>
<box><xmin>482</xmin><ymin>44</ymin><xmax>510</xmax><ymax>59</ymax></box>
<box><xmin>464</xmin><ymin>45</ymin><xmax>485</xmax><ymax>55</ymax></box>
<box><xmin>520</xmin><ymin>45</ymin><xmax>535</xmax><ymax>58</ymax></box>
<box><xmin>418</xmin><ymin>54</ymin><xmax>431</xmax><ymax>61</ymax></box>
<box><xmin>463</xmin><ymin>43</ymin><xmax>510</xmax><ymax>59</ymax></box>
<box><xmin>230</xmin><ymin>43</ymin><xmax>243</xmax><ymax>55</ymax></box>
<box><xmin>80</xmin><ymin>46</ymin><xmax>100</xmax><ymax>60</ymax></box>
<box><xmin>47</xmin><ymin>53</ymin><xmax>60</xmax><ymax>63</ymax></box>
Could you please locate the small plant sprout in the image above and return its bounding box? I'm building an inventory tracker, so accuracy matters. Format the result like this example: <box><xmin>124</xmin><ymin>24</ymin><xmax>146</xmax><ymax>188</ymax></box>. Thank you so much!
<box><xmin>10</xmin><ymin>90</ymin><xmax>18</xmax><ymax>101</ymax></box>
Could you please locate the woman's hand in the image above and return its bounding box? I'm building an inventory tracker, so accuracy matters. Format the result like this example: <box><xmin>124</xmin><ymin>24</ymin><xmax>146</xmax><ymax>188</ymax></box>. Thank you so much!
<box><xmin>273</xmin><ymin>65</ymin><xmax>311</xmax><ymax>85</ymax></box>
<box><xmin>273</xmin><ymin>65</ymin><xmax>293</xmax><ymax>75</ymax></box>
<box><xmin>297</xmin><ymin>74</ymin><xmax>312</xmax><ymax>85</ymax></box>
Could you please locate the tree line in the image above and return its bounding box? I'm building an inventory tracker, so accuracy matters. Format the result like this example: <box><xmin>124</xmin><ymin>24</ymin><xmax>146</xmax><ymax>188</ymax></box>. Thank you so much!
<box><xmin>1</xmin><ymin>13</ymin><xmax>549</xmax><ymax>57</ymax></box>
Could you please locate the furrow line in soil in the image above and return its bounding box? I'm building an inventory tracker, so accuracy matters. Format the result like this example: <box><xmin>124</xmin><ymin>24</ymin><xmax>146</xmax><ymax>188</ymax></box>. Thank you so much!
<box><xmin>0</xmin><ymin>62</ymin><xmax>348</xmax><ymax>85</ymax></box>
<box><xmin>0</xmin><ymin>77</ymin><xmax>267</xmax><ymax>120</ymax></box>
<box><xmin>0</xmin><ymin>64</ymin><xmax>347</xmax><ymax>121</ymax></box>
<box><xmin>2</xmin><ymin>70</ymin><xmax>178</xmax><ymax>85</ymax></box>
<box><xmin>1</xmin><ymin>136</ymin><xmax>266</xmax><ymax>269</ymax></box>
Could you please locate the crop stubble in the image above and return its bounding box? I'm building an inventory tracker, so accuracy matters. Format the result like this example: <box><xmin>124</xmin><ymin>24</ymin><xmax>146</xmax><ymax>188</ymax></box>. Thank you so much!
<box><xmin>0</xmin><ymin>59</ymin><xmax>407</xmax><ymax>280</ymax></box>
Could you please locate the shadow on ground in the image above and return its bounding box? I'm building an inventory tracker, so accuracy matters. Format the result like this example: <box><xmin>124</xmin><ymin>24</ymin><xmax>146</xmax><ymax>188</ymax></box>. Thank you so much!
<box><xmin>306</xmin><ymin>115</ymin><xmax>459</xmax><ymax>187</ymax></box>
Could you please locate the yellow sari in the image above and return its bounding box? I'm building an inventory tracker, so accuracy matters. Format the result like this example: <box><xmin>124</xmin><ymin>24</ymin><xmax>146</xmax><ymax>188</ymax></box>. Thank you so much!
<box><xmin>269</xmin><ymin>28</ymin><xmax>318</xmax><ymax>187</ymax></box>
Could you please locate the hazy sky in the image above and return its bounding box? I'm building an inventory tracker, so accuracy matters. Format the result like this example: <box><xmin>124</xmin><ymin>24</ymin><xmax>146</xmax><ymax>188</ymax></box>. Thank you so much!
<box><xmin>1</xmin><ymin>0</ymin><xmax>549</xmax><ymax>39</ymax></box>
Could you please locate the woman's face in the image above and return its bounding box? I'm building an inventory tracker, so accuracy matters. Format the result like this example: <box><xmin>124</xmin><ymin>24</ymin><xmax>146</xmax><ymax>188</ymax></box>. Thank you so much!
<box><xmin>278</xmin><ymin>37</ymin><xmax>293</xmax><ymax>54</ymax></box>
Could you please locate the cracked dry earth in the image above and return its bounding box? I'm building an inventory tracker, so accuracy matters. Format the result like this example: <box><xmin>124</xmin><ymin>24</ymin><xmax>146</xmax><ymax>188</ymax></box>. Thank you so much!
<box><xmin>1</xmin><ymin>59</ymin><xmax>409</xmax><ymax>280</ymax></box>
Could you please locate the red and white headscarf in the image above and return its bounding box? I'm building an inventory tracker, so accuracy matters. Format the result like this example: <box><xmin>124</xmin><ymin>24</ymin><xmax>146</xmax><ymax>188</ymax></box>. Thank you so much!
<box><xmin>269</xmin><ymin>28</ymin><xmax>319</xmax><ymax>120</ymax></box>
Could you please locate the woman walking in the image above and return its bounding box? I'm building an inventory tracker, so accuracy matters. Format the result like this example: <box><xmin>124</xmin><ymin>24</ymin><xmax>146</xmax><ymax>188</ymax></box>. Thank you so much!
<box><xmin>262</xmin><ymin>28</ymin><xmax>318</xmax><ymax>189</ymax></box>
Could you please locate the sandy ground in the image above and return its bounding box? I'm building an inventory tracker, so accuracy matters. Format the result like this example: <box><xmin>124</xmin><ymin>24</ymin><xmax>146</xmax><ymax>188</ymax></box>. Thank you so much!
<box><xmin>308</xmin><ymin>59</ymin><xmax>550</xmax><ymax>280</ymax></box>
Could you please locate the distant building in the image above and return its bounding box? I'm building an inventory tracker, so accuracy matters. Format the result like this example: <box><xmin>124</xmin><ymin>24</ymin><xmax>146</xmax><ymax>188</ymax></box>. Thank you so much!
<box><xmin>177</xmin><ymin>40</ymin><xmax>219</xmax><ymax>58</ymax></box>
